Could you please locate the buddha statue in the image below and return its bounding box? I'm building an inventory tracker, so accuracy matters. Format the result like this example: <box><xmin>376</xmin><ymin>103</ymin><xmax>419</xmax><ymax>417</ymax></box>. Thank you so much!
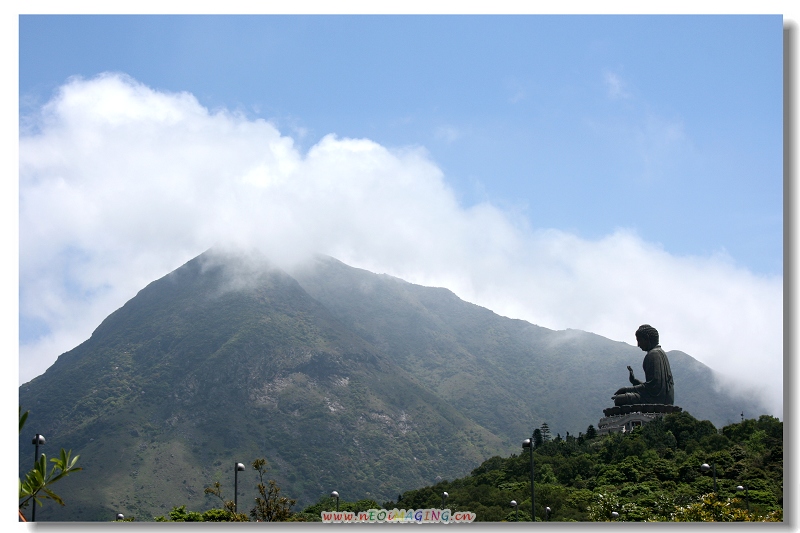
<box><xmin>612</xmin><ymin>324</ymin><xmax>674</xmax><ymax>406</ymax></box>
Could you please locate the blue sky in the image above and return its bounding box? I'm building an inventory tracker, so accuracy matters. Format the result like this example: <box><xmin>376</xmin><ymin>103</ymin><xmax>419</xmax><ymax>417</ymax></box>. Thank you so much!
<box><xmin>17</xmin><ymin>14</ymin><xmax>785</xmax><ymax>416</ymax></box>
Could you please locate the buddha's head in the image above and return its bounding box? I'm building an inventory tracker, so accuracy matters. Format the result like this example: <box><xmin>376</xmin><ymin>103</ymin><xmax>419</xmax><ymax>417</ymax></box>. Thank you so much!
<box><xmin>635</xmin><ymin>324</ymin><xmax>659</xmax><ymax>351</ymax></box>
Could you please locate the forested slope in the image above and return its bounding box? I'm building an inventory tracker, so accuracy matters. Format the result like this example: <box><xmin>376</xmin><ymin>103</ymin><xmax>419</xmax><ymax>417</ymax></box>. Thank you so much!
<box><xmin>372</xmin><ymin>412</ymin><xmax>782</xmax><ymax>522</ymax></box>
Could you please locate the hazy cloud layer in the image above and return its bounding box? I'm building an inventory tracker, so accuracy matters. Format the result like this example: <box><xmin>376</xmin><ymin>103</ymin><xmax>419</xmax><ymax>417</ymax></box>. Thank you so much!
<box><xmin>20</xmin><ymin>73</ymin><xmax>782</xmax><ymax>417</ymax></box>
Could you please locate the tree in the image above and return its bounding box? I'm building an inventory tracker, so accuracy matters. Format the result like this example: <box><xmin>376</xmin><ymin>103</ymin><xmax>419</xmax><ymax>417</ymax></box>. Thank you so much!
<box><xmin>202</xmin><ymin>481</ymin><xmax>248</xmax><ymax>521</ymax></box>
<box><xmin>671</xmin><ymin>492</ymin><xmax>760</xmax><ymax>522</ymax></box>
<box><xmin>532</xmin><ymin>428</ymin><xmax>543</xmax><ymax>448</ymax></box>
<box><xmin>299</xmin><ymin>495</ymin><xmax>380</xmax><ymax>521</ymax></box>
<box><xmin>250</xmin><ymin>458</ymin><xmax>296</xmax><ymax>521</ymax></box>
<box><xmin>18</xmin><ymin>408</ymin><xmax>82</xmax><ymax>521</ymax></box>
<box><xmin>538</xmin><ymin>463</ymin><xmax>558</xmax><ymax>484</ymax></box>
<box><xmin>586</xmin><ymin>492</ymin><xmax>621</xmax><ymax>521</ymax></box>
<box><xmin>387</xmin><ymin>413</ymin><xmax>782</xmax><ymax>522</ymax></box>
<box><xmin>540</xmin><ymin>423</ymin><xmax>552</xmax><ymax>442</ymax></box>
<box><xmin>154</xmin><ymin>505</ymin><xmax>248</xmax><ymax>522</ymax></box>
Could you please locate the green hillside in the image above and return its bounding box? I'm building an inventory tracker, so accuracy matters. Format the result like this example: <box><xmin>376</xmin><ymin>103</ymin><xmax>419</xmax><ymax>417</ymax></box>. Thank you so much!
<box><xmin>292</xmin><ymin>255</ymin><xmax>767</xmax><ymax>433</ymax></box>
<box><xmin>375</xmin><ymin>412</ymin><xmax>782</xmax><ymax>522</ymax></box>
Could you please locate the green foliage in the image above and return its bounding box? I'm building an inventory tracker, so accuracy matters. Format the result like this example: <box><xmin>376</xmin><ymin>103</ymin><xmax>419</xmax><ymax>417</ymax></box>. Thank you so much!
<box><xmin>532</xmin><ymin>428</ymin><xmax>543</xmax><ymax>447</ymax></box>
<box><xmin>153</xmin><ymin>505</ymin><xmax>248</xmax><ymax>522</ymax></box>
<box><xmin>539</xmin><ymin>422</ymin><xmax>551</xmax><ymax>442</ymax></box>
<box><xmin>587</xmin><ymin>492</ymin><xmax>621</xmax><ymax>521</ymax></box>
<box><xmin>298</xmin><ymin>496</ymin><xmax>381</xmax><ymax>521</ymax></box>
<box><xmin>170</xmin><ymin>505</ymin><xmax>203</xmax><ymax>522</ymax></box>
<box><xmin>385</xmin><ymin>413</ymin><xmax>782</xmax><ymax>522</ymax></box>
<box><xmin>18</xmin><ymin>408</ymin><xmax>82</xmax><ymax>520</ymax></box>
<box><xmin>19</xmin><ymin>450</ymin><xmax>82</xmax><ymax>511</ymax></box>
<box><xmin>671</xmin><ymin>492</ymin><xmax>761</xmax><ymax>521</ymax></box>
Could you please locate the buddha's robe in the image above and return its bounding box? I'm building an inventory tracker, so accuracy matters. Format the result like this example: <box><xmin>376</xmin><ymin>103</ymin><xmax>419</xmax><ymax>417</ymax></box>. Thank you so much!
<box><xmin>614</xmin><ymin>346</ymin><xmax>674</xmax><ymax>405</ymax></box>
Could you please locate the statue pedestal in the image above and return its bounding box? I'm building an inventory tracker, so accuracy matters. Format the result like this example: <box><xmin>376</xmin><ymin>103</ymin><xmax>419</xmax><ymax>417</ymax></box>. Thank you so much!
<box><xmin>597</xmin><ymin>404</ymin><xmax>682</xmax><ymax>435</ymax></box>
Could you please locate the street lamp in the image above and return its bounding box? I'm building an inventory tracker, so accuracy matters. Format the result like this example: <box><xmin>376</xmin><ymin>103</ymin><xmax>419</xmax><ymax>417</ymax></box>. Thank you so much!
<box><xmin>31</xmin><ymin>434</ymin><xmax>45</xmax><ymax>522</ymax></box>
<box><xmin>442</xmin><ymin>491</ymin><xmax>448</xmax><ymax>510</ymax></box>
<box><xmin>331</xmin><ymin>490</ymin><xmax>339</xmax><ymax>512</ymax></box>
<box><xmin>510</xmin><ymin>500</ymin><xmax>518</xmax><ymax>522</ymax></box>
<box><xmin>545</xmin><ymin>506</ymin><xmax>551</xmax><ymax>521</ymax></box>
<box><xmin>522</xmin><ymin>436</ymin><xmax>535</xmax><ymax>521</ymax></box>
<box><xmin>32</xmin><ymin>434</ymin><xmax>46</xmax><ymax>465</ymax></box>
<box><xmin>736</xmin><ymin>485</ymin><xmax>750</xmax><ymax>513</ymax></box>
<box><xmin>234</xmin><ymin>462</ymin><xmax>245</xmax><ymax>512</ymax></box>
<box><xmin>700</xmin><ymin>463</ymin><xmax>718</xmax><ymax>493</ymax></box>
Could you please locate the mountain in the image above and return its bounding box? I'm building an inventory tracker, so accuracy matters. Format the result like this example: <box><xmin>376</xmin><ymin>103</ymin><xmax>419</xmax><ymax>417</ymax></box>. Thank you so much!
<box><xmin>18</xmin><ymin>250</ymin><xmax>767</xmax><ymax>521</ymax></box>
<box><xmin>290</xmin><ymin>256</ymin><xmax>758</xmax><ymax>439</ymax></box>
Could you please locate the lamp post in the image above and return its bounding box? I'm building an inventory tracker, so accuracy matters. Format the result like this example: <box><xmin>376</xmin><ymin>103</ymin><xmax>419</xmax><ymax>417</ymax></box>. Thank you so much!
<box><xmin>736</xmin><ymin>485</ymin><xmax>750</xmax><ymax>513</ymax></box>
<box><xmin>441</xmin><ymin>491</ymin><xmax>449</xmax><ymax>510</ymax></box>
<box><xmin>234</xmin><ymin>462</ymin><xmax>245</xmax><ymax>512</ymax></box>
<box><xmin>545</xmin><ymin>506</ymin><xmax>551</xmax><ymax>521</ymax></box>
<box><xmin>31</xmin><ymin>434</ymin><xmax>45</xmax><ymax>522</ymax></box>
<box><xmin>331</xmin><ymin>491</ymin><xmax>339</xmax><ymax>512</ymax></box>
<box><xmin>32</xmin><ymin>434</ymin><xmax>45</xmax><ymax>465</ymax></box>
<box><xmin>522</xmin><ymin>436</ymin><xmax>535</xmax><ymax>521</ymax></box>
<box><xmin>510</xmin><ymin>500</ymin><xmax>518</xmax><ymax>522</ymax></box>
<box><xmin>700</xmin><ymin>463</ymin><xmax>717</xmax><ymax>493</ymax></box>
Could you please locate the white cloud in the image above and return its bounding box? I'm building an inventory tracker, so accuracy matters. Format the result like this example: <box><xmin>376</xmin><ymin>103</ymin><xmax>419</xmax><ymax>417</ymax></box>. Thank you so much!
<box><xmin>19</xmin><ymin>73</ymin><xmax>782</xmax><ymax>418</ymax></box>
